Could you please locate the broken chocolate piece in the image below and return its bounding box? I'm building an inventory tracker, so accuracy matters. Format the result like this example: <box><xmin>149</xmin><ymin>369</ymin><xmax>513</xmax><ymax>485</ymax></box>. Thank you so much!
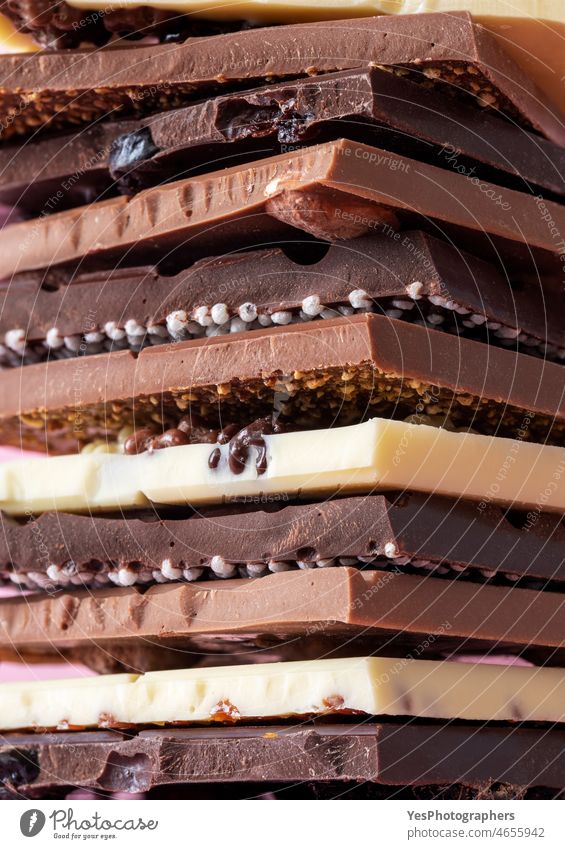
<box><xmin>2</xmin><ymin>232</ymin><xmax>562</xmax><ymax>369</ymax></box>
<box><xmin>2</xmin><ymin>417</ymin><xmax>564</xmax><ymax>517</ymax></box>
<box><xmin>0</xmin><ymin>14</ymin><xmax>561</xmax><ymax>144</ymax></box>
<box><xmin>108</xmin><ymin>69</ymin><xmax>565</xmax><ymax>200</ymax></box>
<box><xmin>5</xmin><ymin>68</ymin><xmax>563</xmax><ymax>217</ymax></box>
<box><xmin>1</xmin><ymin>314</ymin><xmax>564</xmax><ymax>453</ymax></box>
<box><xmin>3</xmin><ymin>656</ymin><xmax>565</xmax><ymax>731</ymax></box>
<box><xmin>2</xmin><ymin>491</ymin><xmax>564</xmax><ymax>591</ymax></box>
<box><xmin>1</xmin><ymin>140</ymin><xmax>563</xmax><ymax>285</ymax></box>
<box><xmin>2</xmin><ymin>567</ymin><xmax>565</xmax><ymax>667</ymax></box>
<box><xmin>4</xmin><ymin>723</ymin><xmax>565</xmax><ymax>794</ymax></box>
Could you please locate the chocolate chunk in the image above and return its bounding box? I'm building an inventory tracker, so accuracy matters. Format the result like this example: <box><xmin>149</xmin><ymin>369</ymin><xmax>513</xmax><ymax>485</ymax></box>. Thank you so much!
<box><xmin>2</xmin><ymin>724</ymin><xmax>565</xmax><ymax>793</ymax></box>
<box><xmin>1</xmin><ymin>141</ymin><xmax>562</xmax><ymax>287</ymax></box>
<box><xmin>1</xmin><ymin>492</ymin><xmax>565</xmax><ymax>593</ymax></box>
<box><xmin>264</xmin><ymin>190</ymin><xmax>399</xmax><ymax>241</ymax></box>
<box><xmin>5</xmin><ymin>68</ymin><xmax>562</xmax><ymax>217</ymax></box>
<box><xmin>1</xmin><ymin>315</ymin><xmax>564</xmax><ymax>454</ymax></box>
<box><xmin>2</xmin><ymin>232</ymin><xmax>562</xmax><ymax>369</ymax></box>
<box><xmin>0</xmin><ymin>14</ymin><xmax>562</xmax><ymax>144</ymax></box>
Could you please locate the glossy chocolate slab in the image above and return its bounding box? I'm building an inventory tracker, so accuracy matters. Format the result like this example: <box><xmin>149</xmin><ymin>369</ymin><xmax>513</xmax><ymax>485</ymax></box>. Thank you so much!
<box><xmin>4</xmin><ymin>68</ymin><xmax>563</xmax><ymax>215</ymax></box>
<box><xmin>1</xmin><ymin>140</ymin><xmax>563</xmax><ymax>285</ymax></box>
<box><xmin>0</xmin><ymin>14</ymin><xmax>562</xmax><ymax>144</ymax></box>
<box><xmin>2</xmin><ymin>562</ymin><xmax>565</xmax><ymax>667</ymax></box>
<box><xmin>3</xmin><ymin>724</ymin><xmax>565</xmax><ymax>795</ymax></box>
<box><xmin>111</xmin><ymin>68</ymin><xmax>565</xmax><ymax>199</ymax></box>
<box><xmin>1</xmin><ymin>492</ymin><xmax>565</xmax><ymax>592</ymax></box>
<box><xmin>1</xmin><ymin>314</ymin><xmax>564</xmax><ymax>453</ymax></box>
<box><xmin>2</xmin><ymin>231</ymin><xmax>562</xmax><ymax>369</ymax></box>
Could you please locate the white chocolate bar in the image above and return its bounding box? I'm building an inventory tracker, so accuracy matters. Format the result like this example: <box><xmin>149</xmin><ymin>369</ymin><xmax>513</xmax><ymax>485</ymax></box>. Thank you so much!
<box><xmin>1</xmin><ymin>656</ymin><xmax>565</xmax><ymax>731</ymax></box>
<box><xmin>1</xmin><ymin>418</ymin><xmax>564</xmax><ymax>515</ymax></box>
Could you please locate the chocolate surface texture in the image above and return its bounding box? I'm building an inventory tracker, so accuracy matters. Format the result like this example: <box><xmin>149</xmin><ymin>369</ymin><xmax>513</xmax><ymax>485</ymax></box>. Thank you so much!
<box><xmin>2</xmin><ymin>231</ymin><xmax>563</xmax><ymax>369</ymax></box>
<box><xmin>1</xmin><ymin>492</ymin><xmax>565</xmax><ymax>591</ymax></box>
<box><xmin>1</xmin><ymin>140</ymin><xmax>563</xmax><ymax>285</ymax></box>
<box><xmin>1</xmin><ymin>4</ymin><xmax>565</xmax><ymax>802</ymax></box>
<box><xmin>1</xmin><ymin>315</ymin><xmax>564</xmax><ymax>453</ymax></box>
<box><xmin>2</xmin><ymin>723</ymin><xmax>565</xmax><ymax>796</ymax></box>
<box><xmin>0</xmin><ymin>14</ymin><xmax>562</xmax><ymax>145</ymax></box>
<box><xmin>3</xmin><ymin>68</ymin><xmax>563</xmax><ymax>214</ymax></box>
<box><xmin>2</xmin><ymin>565</ymin><xmax>565</xmax><ymax>668</ymax></box>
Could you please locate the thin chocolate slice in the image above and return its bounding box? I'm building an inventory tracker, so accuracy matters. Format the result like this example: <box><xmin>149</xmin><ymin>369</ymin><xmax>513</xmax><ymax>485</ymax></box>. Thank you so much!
<box><xmin>0</xmin><ymin>13</ymin><xmax>562</xmax><ymax>145</ymax></box>
<box><xmin>2</xmin><ymin>565</ymin><xmax>565</xmax><ymax>666</ymax></box>
<box><xmin>4</xmin><ymin>68</ymin><xmax>563</xmax><ymax>215</ymax></box>
<box><xmin>1</xmin><ymin>314</ymin><xmax>564</xmax><ymax>453</ymax></box>
<box><xmin>4</xmin><ymin>723</ymin><xmax>565</xmax><ymax>796</ymax></box>
<box><xmin>1</xmin><ymin>140</ymin><xmax>563</xmax><ymax>285</ymax></box>
<box><xmin>2</xmin><ymin>232</ymin><xmax>562</xmax><ymax>369</ymax></box>
<box><xmin>2</xmin><ymin>492</ymin><xmax>564</xmax><ymax>591</ymax></box>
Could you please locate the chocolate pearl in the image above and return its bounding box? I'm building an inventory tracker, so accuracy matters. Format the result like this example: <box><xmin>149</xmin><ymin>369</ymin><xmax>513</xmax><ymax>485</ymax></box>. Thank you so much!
<box><xmin>178</xmin><ymin>414</ymin><xmax>220</xmax><ymax>444</ymax></box>
<box><xmin>123</xmin><ymin>427</ymin><xmax>158</xmax><ymax>455</ymax></box>
<box><xmin>217</xmin><ymin>423</ymin><xmax>239</xmax><ymax>444</ymax></box>
<box><xmin>208</xmin><ymin>447</ymin><xmax>221</xmax><ymax>469</ymax></box>
<box><xmin>151</xmin><ymin>428</ymin><xmax>190</xmax><ymax>450</ymax></box>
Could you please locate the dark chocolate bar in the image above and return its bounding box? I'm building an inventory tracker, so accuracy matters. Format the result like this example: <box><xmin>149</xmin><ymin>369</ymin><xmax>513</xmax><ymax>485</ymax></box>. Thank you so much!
<box><xmin>3</xmin><ymin>724</ymin><xmax>565</xmax><ymax>796</ymax></box>
<box><xmin>1</xmin><ymin>492</ymin><xmax>564</xmax><ymax>592</ymax></box>
<box><xmin>4</xmin><ymin>68</ymin><xmax>563</xmax><ymax>215</ymax></box>
<box><xmin>0</xmin><ymin>14</ymin><xmax>562</xmax><ymax>145</ymax></box>
<box><xmin>2</xmin><ymin>232</ymin><xmax>562</xmax><ymax>369</ymax></box>
<box><xmin>2</xmin><ymin>314</ymin><xmax>564</xmax><ymax>453</ymax></box>
<box><xmin>1</xmin><ymin>140</ymin><xmax>563</xmax><ymax>286</ymax></box>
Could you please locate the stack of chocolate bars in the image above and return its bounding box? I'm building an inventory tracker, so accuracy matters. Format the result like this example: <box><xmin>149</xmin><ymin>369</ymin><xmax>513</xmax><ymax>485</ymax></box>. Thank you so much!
<box><xmin>0</xmin><ymin>4</ymin><xmax>564</xmax><ymax>800</ymax></box>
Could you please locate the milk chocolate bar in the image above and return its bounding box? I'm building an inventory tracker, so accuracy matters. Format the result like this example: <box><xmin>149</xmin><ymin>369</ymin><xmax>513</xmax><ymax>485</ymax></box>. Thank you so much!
<box><xmin>2</xmin><ymin>493</ymin><xmax>565</xmax><ymax>592</ymax></box>
<box><xmin>2</xmin><ymin>140</ymin><xmax>564</xmax><ymax>285</ymax></box>
<box><xmin>1</xmin><ymin>14</ymin><xmax>562</xmax><ymax>144</ymax></box>
<box><xmin>111</xmin><ymin>68</ymin><xmax>565</xmax><ymax>199</ymax></box>
<box><xmin>3</xmin><ymin>232</ymin><xmax>562</xmax><ymax>369</ymax></box>
<box><xmin>5</xmin><ymin>68</ymin><xmax>563</xmax><ymax>215</ymax></box>
<box><xmin>3</xmin><ymin>723</ymin><xmax>565</xmax><ymax>797</ymax></box>
<box><xmin>2</xmin><ymin>315</ymin><xmax>564</xmax><ymax>454</ymax></box>
<box><xmin>3</xmin><ymin>567</ymin><xmax>565</xmax><ymax>666</ymax></box>
<box><xmin>2</xmin><ymin>417</ymin><xmax>564</xmax><ymax>516</ymax></box>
